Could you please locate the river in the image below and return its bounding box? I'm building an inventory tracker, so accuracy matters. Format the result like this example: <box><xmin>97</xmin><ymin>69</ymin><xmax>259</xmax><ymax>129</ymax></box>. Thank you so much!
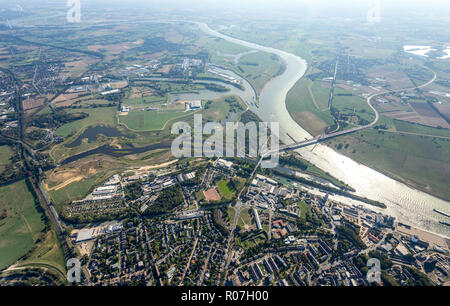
<box><xmin>197</xmin><ymin>22</ymin><xmax>450</xmax><ymax>238</ymax></box>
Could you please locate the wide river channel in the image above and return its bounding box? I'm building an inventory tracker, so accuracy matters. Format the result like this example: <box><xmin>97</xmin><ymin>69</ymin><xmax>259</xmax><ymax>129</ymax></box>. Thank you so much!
<box><xmin>196</xmin><ymin>22</ymin><xmax>450</xmax><ymax>238</ymax></box>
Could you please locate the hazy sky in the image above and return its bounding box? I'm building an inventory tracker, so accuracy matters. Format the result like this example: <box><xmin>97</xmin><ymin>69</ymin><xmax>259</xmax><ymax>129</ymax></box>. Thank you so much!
<box><xmin>3</xmin><ymin>0</ymin><xmax>450</xmax><ymax>20</ymax></box>
<box><xmin>80</xmin><ymin>0</ymin><xmax>450</xmax><ymax>17</ymax></box>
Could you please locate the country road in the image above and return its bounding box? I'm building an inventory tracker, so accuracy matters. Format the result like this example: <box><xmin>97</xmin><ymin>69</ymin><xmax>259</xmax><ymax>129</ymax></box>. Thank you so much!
<box><xmin>263</xmin><ymin>66</ymin><xmax>437</xmax><ymax>156</ymax></box>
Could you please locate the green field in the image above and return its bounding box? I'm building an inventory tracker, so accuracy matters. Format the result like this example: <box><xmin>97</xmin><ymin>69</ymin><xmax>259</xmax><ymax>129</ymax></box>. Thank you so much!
<box><xmin>17</xmin><ymin>230</ymin><xmax>66</xmax><ymax>279</ymax></box>
<box><xmin>393</xmin><ymin>120</ymin><xmax>450</xmax><ymax>138</ymax></box>
<box><xmin>0</xmin><ymin>145</ymin><xmax>13</xmax><ymax>165</ymax></box>
<box><xmin>119</xmin><ymin>109</ymin><xmax>193</xmax><ymax>131</ymax></box>
<box><xmin>55</xmin><ymin>107</ymin><xmax>117</xmax><ymax>137</ymax></box>
<box><xmin>0</xmin><ymin>180</ymin><xmax>46</xmax><ymax>270</ymax></box>
<box><xmin>286</xmin><ymin>78</ymin><xmax>334</xmax><ymax>136</ymax></box>
<box><xmin>310</xmin><ymin>81</ymin><xmax>331</xmax><ymax>110</ymax></box>
<box><xmin>297</xmin><ymin>200</ymin><xmax>312</xmax><ymax>221</ymax></box>
<box><xmin>217</xmin><ymin>180</ymin><xmax>234</xmax><ymax>200</ymax></box>
<box><xmin>236</xmin><ymin>230</ymin><xmax>267</xmax><ymax>250</ymax></box>
<box><xmin>237</xmin><ymin>208</ymin><xmax>253</xmax><ymax>228</ymax></box>
<box><xmin>48</xmin><ymin>172</ymin><xmax>111</xmax><ymax>210</ymax></box>
<box><xmin>236</xmin><ymin>51</ymin><xmax>284</xmax><ymax>95</ymax></box>
<box><xmin>332</xmin><ymin>88</ymin><xmax>375</xmax><ymax>124</ymax></box>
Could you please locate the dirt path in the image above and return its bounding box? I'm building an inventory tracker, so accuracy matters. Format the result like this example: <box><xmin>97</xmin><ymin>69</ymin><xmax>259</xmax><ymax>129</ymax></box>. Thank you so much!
<box><xmin>384</xmin><ymin>130</ymin><xmax>450</xmax><ymax>140</ymax></box>
<box><xmin>47</xmin><ymin>176</ymin><xmax>84</xmax><ymax>191</ymax></box>
<box><xmin>308</xmin><ymin>83</ymin><xmax>326</xmax><ymax>111</ymax></box>
<box><xmin>20</xmin><ymin>215</ymin><xmax>33</xmax><ymax>238</ymax></box>
<box><xmin>134</xmin><ymin>159</ymin><xmax>178</xmax><ymax>172</ymax></box>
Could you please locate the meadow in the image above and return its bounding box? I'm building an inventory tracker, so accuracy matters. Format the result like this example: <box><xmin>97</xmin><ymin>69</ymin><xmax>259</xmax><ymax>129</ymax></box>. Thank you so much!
<box><xmin>119</xmin><ymin>109</ymin><xmax>194</xmax><ymax>131</ymax></box>
<box><xmin>55</xmin><ymin>107</ymin><xmax>117</xmax><ymax>138</ymax></box>
<box><xmin>0</xmin><ymin>145</ymin><xmax>14</xmax><ymax>171</ymax></box>
<box><xmin>286</xmin><ymin>77</ymin><xmax>334</xmax><ymax>136</ymax></box>
<box><xmin>217</xmin><ymin>180</ymin><xmax>234</xmax><ymax>200</ymax></box>
<box><xmin>16</xmin><ymin>230</ymin><xmax>66</xmax><ymax>280</ymax></box>
<box><xmin>297</xmin><ymin>200</ymin><xmax>312</xmax><ymax>221</ymax></box>
<box><xmin>0</xmin><ymin>180</ymin><xmax>45</xmax><ymax>270</ymax></box>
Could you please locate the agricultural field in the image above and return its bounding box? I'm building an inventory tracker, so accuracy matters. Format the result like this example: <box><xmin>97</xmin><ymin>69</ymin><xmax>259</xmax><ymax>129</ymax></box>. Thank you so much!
<box><xmin>235</xmin><ymin>51</ymin><xmax>285</xmax><ymax>95</ymax></box>
<box><xmin>393</xmin><ymin>120</ymin><xmax>450</xmax><ymax>138</ymax></box>
<box><xmin>119</xmin><ymin>109</ymin><xmax>195</xmax><ymax>131</ymax></box>
<box><xmin>0</xmin><ymin>180</ymin><xmax>46</xmax><ymax>270</ymax></box>
<box><xmin>286</xmin><ymin>77</ymin><xmax>334</xmax><ymax>136</ymax></box>
<box><xmin>54</xmin><ymin>107</ymin><xmax>117</xmax><ymax>138</ymax></box>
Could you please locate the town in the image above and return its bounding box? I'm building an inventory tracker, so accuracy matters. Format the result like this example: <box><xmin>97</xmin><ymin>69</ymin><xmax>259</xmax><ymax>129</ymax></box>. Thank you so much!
<box><xmin>0</xmin><ymin>0</ymin><xmax>449</xmax><ymax>290</ymax></box>
<box><xmin>57</xmin><ymin>158</ymin><xmax>449</xmax><ymax>286</ymax></box>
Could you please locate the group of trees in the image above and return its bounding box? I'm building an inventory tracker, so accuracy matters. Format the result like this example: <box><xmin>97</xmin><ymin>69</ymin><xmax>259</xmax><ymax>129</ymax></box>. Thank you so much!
<box><xmin>336</xmin><ymin>221</ymin><xmax>366</xmax><ymax>253</ymax></box>
<box><xmin>124</xmin><ymin>182</ymin><xmax>143</xmax><ymax>201</ymax></box>
<box><xmin>144</xmin><ymin>185</ymin><xmax>184</xmax><ymax>216</ymax></box>
<box><xmin>279</xmin><ymin>155</ymin><xmax>308</xmax><ymax>171</ymax></box>
<box><xmin>0</xmin><ymin>158</ymin><xmax>26</xmax><ymax>186</ymax></box>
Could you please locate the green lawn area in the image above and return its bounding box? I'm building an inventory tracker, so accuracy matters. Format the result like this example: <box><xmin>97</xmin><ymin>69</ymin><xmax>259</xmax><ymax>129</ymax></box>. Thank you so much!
<box><xmin>238</xmin><ymin>208</ymin><xmax>253</xmax><ymax>228</ymax></box>
<box><xmin>55</xmin><ymin>107</ymin><xmax>117</xmax><ymax>137</ymax></box>
<box><xmin>203</xmin><ymin>96</ymin><xmax>238</xmax><ymax>122</ymax></box>
<box><xmin>286</xmin><ymin>77</ymin><xmax>334</xmax><ymax>136</ymax></box>
<box><xmin>119</xmin><ymin>109</ymin><xmax>193</xmax><ymax>131</ymax></box>
<box><xmin>48</xmin><ymin>172</ymin><xmax>111</xmax><ymax>211</ymax></box>
<box><xmin>297</xmin><ymin>200</ymin><xmax>312</xmax><ymax>221</ymax></box>
<box><xmin>0</xmin><ymin>145</ymin><xmax>13</xmax><ymax>165</ymax></box>
<box><xmin>0</xmin><ymin>180</ymin><xmax>46</xmax><ymax>270</ymax></box>
<box><xmin>217</xmin><ymin>180</ymin><xmax>234</xmax><ymax>200</ymax></box>
<box><xmin>236</xmin><ymin>51</ymin><xmax>284</xmax><ymax>95</ymax></box>
<box><xmin>17</xmin><ymin>230</ymin><xmax>66</xmax><ymax>278</ymax></box>
<box><xmin>236</xmin><ymin>230</ymin><xmax>267</xmax><ymax>250</ymax></box>
<box><xmin>310</xmin><ymin>81</ymin><xmax>331</xmax><ymax>110</ymax></box>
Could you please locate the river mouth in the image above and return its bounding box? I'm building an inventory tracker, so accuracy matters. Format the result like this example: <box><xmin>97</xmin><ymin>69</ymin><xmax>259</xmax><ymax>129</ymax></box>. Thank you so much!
<box><xmin>65</xmin><ymin>125</ymin><xmax>136</xmax><ymax>148</ymax></box>
<box><xmin>197</xmin><ymin>22</ymin><xmax>450</xmax><ymax>238</ymax></box>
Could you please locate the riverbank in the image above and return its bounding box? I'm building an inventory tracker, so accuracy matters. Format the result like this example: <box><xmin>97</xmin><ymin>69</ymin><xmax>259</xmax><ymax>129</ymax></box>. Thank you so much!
<box><xmin>196</xmin><ymin>22</ymin><xmax>449</xmax><ymax>238</ymax></box>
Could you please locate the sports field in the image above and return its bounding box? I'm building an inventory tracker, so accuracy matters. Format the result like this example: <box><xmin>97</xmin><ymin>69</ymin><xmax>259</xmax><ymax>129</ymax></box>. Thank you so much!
<box><xmin>217</xmin><ymin>180</ymin><xmax>234</xmax><ymax>200</ymax></box>
<box><xmin>203</xmin><ymin>188</ymin><xmax>221</xmax><ymax>201</ymax></box>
